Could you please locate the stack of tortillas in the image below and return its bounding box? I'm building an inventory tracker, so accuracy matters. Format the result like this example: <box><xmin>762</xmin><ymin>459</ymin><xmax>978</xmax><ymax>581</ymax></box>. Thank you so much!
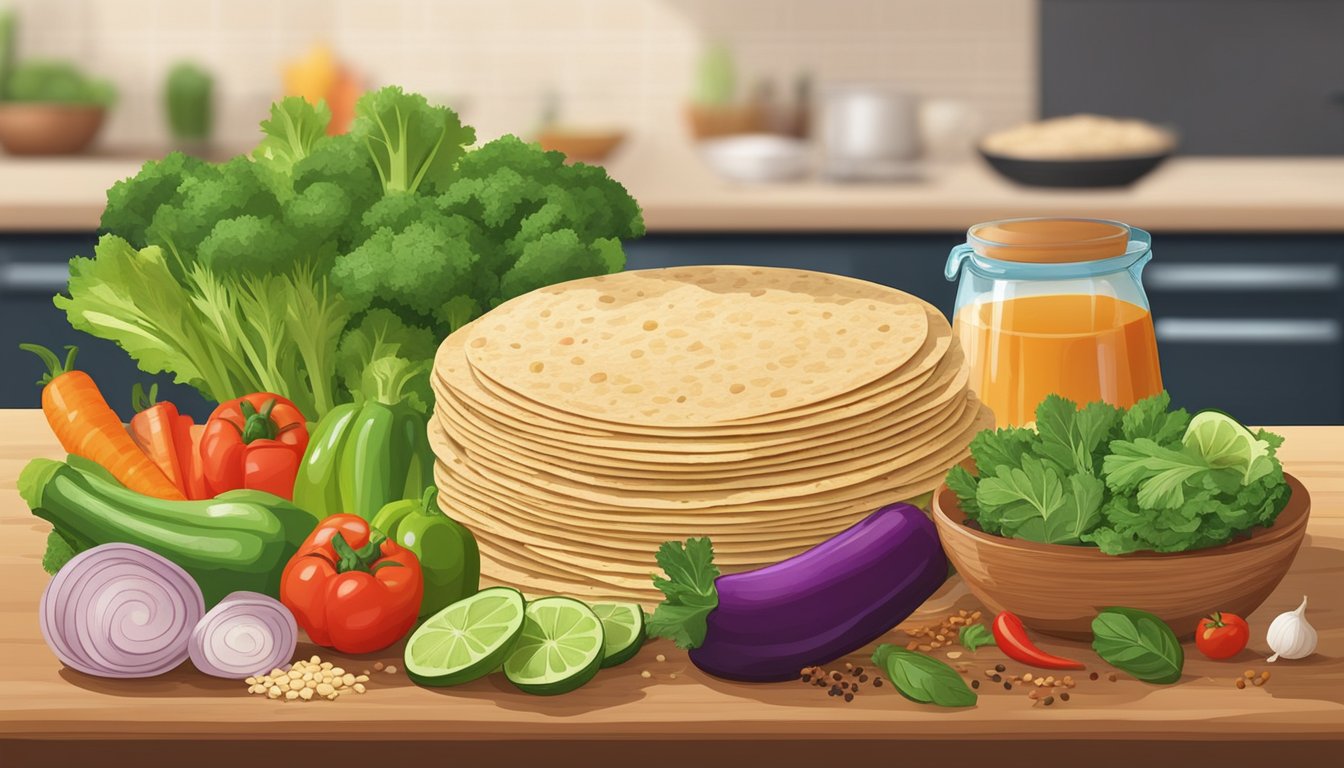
<box><xmin>430</xmin><ymin>266</ymin><xmax>991</xmax><ymax>605</ymax></box>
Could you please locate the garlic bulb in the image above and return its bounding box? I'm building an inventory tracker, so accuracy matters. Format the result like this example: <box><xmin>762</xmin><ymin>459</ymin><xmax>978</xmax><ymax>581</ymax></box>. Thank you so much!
<box><xmin>1266</xmin><ymin>595</ymin><xmax>1317</xmax><ymax>662</ymax></box>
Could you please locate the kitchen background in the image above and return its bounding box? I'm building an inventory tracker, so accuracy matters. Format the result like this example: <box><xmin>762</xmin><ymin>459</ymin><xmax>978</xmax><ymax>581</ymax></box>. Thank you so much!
<box><xmin>1</xmin><ymin>0</ymin><xmax>1342</xmax><ymax>423</ymax></box>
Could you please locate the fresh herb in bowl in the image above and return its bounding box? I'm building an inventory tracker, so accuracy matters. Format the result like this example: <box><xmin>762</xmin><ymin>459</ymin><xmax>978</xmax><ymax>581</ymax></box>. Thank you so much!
<box><xmin>945</xmin><ymin>391</ymin><xmax>1290</xmax><ymax>555</ymax></box>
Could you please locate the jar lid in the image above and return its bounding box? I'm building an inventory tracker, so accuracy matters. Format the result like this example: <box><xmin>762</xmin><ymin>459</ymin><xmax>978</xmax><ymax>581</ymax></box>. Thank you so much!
<box><xmin>968</xmin><ymin>218</ymin><xmax>1131</xmax><ymax>263</ymax></box>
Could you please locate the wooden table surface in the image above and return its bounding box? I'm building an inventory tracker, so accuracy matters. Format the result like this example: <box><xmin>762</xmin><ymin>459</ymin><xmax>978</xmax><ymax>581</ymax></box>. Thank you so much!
<box><xmin>0</xmin><ymin>409</ymin><xmax>1340</xmax><ymax>766</ymax></box>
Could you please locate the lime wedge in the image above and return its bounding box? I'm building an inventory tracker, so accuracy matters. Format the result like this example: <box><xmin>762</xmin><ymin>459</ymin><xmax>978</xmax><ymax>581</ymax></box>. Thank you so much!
<box><xmin>1183</xmin><ymin>410</ymin><xmax>1271</xmax><ymax>482</ymax></box>
<box><xmin>503</xmin><ymin>597</ymin><xmax>605</xmax><ymax>695</ymax></box>
<box><xmin>591</xmin><ymin>602</ymin><xmax>646</xmax><ymax>668</ymax></box>
<box><xmin>404</xmin><ymin>586</ymin><xmax>525</xmax><ymax>687</ymax></box>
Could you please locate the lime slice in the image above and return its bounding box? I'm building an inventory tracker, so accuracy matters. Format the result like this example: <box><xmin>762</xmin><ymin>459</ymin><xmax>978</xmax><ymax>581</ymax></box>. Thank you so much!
<box><xmin>1183</xmin><ymin>410</ymin><xmax>1271</xmax><ymax>482</ymax></box>
<box><xmin>404</xmin><ymin>586</ymin><xmax>525</xmax><ymax>687</ymax></box>
<box><xmin>503</xmin><ymin>597</ymin><xmax>605</xmax><ymax>695</ymax></box>
<box><xmin>591</xmin><ymin>602</ymin><xmax>646</xmax><ymax>668</ymax></box>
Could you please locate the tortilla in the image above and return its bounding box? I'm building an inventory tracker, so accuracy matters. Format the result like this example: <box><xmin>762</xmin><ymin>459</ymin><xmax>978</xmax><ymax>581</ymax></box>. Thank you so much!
<box><xmin>463</xmin><ymin>267</ymin><xmax>930</xmax><ymax>427</ymax></box>
<box><xmin>427</xmin><ymin>267</ymin><xmax>992</xmax><ymax>603</ymax></box>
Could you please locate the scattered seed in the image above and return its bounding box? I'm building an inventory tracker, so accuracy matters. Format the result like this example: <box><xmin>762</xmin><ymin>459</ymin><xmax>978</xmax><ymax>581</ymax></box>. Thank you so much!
<box><xmin>374</xmin><ymin>662</ymin><xmax>384</xmax><ymax>671</ymax></box>
<box><xmin>1259</xmin><ymin>671</ymin><xmax>1271</xmax><ymax>681</ymax></box>
<box><xmin>1023</xmin><ymin>673</ymin><xmax>1034</xmax><ymax>683</ymax></box>
<box><xmin>1243</xmin><ymin>669</ymin><xmax>1255</xmax><ymax>679</ymax></box>
<box><xmin>640</xmin><ymin>670</ymin><xmax>651</xmax><ymax>679</ymax></box>
<box><xmin>669</xmin><ymin>673</ymin><xmax>677</xmax><ymax>680</ymax></box>
<box><xmin>843</xmin><ymin>693</ymin><xmax>854</xmax><ymax>702</ymax></box>
<box><xmin>384</xmin><ymin>666</ymin><xmax>397</xmax><ymax>674</ymax></box>
<box><xmin>994</xmin><ymin>664</ymin><xmax>1005</xmax><ymax>672</ymax></box>
<box><xmin>1252</xmin><ymin>676</ymin><xmax>1266</xmax><ymax>687</ymax></box>
<box><xmin>946</xmin><ymin>651</ymin><xmax>962</xmax><ymax>660</ymax></box>
<box><xmin>656</xmin><ymin>654</ymin><xmax>666</xmax><ymax>662</ymax></box>
<box><xmin>1236</xmin><ymin>678</ymin><xmax>1246</xmax><ymax>689</ymax></box>
<box><xmin>1107</xmin><ymin>673</ymin><xmax>1118</xmax><ymax>682</ymax></box>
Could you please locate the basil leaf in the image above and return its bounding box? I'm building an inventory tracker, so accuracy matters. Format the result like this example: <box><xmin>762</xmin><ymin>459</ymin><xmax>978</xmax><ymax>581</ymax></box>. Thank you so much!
<box><xmin>958</xmin><ymin>623</ymin><xmax>996</xmax><ymax>652</ymax></box>
<box><xmin>872</xmin><ymin>644</ymin><xmax>977</xmax><ymax>707</ymax></box>
<box><xmin>1091</xmin><ymin>607</ymin><xmax>1184</xmax><ymax>684</ymax></box>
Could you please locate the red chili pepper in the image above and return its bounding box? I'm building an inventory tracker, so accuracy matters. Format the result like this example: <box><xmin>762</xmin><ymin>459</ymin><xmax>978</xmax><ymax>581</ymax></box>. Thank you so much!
<box><xmin>991</xmin><ymin>611</ymin><xmax>1086</xmax><ymax>670</ymax></box>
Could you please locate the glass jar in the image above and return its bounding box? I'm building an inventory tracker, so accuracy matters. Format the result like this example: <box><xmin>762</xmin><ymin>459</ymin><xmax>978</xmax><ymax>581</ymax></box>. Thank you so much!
<box><xmin>944</xmin><ymin>218</ymin><xmax>1163</xmax><ymax>427</ymax></box>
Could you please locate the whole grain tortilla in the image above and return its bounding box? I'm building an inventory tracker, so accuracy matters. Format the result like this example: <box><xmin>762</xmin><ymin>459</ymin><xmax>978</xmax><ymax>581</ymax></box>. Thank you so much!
<box><xmin>431</xmin><ymin>393</ymin><xmax>985</xmax><ymax>508</ymax></box>
<box><xmin>431</xmin><ymin>358</ymin><xmax>967</xmax><ymax>477</ymax></box>
<box><xmin>434</xmin><ymin>301</ymin><xmax>952</xmax><ymax>440</ymax></box>
<box><xmin>431</xmin><ymin>390</ymin><xmax>970</xmax><ymax>492</ymax></box>
<box><xmin>462</xmin><ymin>267</ymin><xmax>930</xmax><ymax>427</ymax></box>
<box><xmin>433</xmin><ymin>402</ymin><xmax>990</xmax><ymax>515</ymax></box>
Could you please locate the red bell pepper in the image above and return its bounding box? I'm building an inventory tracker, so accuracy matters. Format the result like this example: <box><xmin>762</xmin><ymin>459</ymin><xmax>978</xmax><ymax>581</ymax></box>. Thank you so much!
<box><xmin>200</xmin><ymin>393</ymin><xmax>308</xmax><ymax>499</ymax></box>
<box><xmin>991</xmin><ymin>611</ymin><xmax>1086</xmax><ymax>670</ymax></box>
<box><xmin>280</xmin><ymin>514</ymin><xmax>423</xmax><ymax>654</ymax></box>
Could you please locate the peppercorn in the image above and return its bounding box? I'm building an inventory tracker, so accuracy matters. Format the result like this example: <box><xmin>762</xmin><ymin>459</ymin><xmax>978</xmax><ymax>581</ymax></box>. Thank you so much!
<box><xmin>1003</xmin><ymin>682</ymin><xmax>1012</xmax><ymax>690</ymax></box>
<box><xmin>843</xmin><ymin>693</ymin><xmax>854</xmax><ymax>702</ymax></box>
<box><xmin>994</xmin><ymin>664</ymin><xmax>1005</xmax><ymax>672</ymax></box>
<box><xmin>874</xmin><ymin>678</ymin><xmax>883</xmax><ymax>687</ymax></box>
<box><xmin>859</xmin><ymin>674</ymin><xmax>868</xmax><ymax>683</ymax></box>
<box><xmin>990</xmin><ymin>674</ymin><xmax>1002</xmax><ymax>682</ymax></box>
<box><xmin>1060</xmin><ymin>692</ymin><xmax>1070</xmax><ymax>702</ymax></box>
<box><xmin>832</xmin><ymin>671</ymin><xmax>843</xmax><ymax>682</ymax></box>
<box><xmin>1043</xmin><ymin>696</ymin><xmax>1055</xmax><ymax>706</ymax></box>
<box><xmin>971</xmin><ymin>680</ymin><xmax>980</xmax><ymax>689</ymax></box>
<box><xmin>1089</xmin><ymin>672</ymin><xmax>1099</xmax><ymax>681</ymax></box>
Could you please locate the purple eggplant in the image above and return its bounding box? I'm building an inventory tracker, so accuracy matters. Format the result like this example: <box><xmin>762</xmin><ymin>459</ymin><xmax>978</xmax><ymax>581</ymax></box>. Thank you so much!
<box><xmin>648</xmin><ymin>503</ymin><xmax>948</xmax><ymax>682</ymax></box>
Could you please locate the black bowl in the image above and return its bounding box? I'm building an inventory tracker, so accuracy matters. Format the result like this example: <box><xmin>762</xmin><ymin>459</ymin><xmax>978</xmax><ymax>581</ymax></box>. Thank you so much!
<box><xmin>979</xmin><ymin>149</ymin><xmax>1172</xmax><ymax>188</ymax></box>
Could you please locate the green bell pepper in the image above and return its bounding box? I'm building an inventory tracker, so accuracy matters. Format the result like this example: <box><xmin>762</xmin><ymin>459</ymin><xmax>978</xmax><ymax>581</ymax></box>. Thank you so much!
<box><xmin>372</xmin><ymin>487</ymin><xmax>480</xmax><ymax>618</ymax></box>
<box><xmin>292</xmin><ymin>401</ymin><xmax>432</xmax><ymax>522</ymax></box>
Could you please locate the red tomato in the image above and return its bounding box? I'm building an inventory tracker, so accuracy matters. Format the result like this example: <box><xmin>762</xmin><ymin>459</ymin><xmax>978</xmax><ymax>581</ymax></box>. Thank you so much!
<box><xmin>1195</xmin><ymin>612</ymin><xmax>1250</xmax><ymax>659</ymax></box>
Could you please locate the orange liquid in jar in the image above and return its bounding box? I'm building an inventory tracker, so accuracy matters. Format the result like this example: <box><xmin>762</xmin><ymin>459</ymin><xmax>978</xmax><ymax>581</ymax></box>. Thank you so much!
<box><xmin>955</xmin><ymin>293</ymin><xmax>1163</xmax><ymax>427</ymax></box>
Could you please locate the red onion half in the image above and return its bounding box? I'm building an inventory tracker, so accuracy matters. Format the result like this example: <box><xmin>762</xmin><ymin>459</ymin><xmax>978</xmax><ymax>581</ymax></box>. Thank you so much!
<box><xmin>190</xmin><ymin>591</ymin><xmax>298</xmax><ymax>679</ymax></box>
<box><xmin>40</xmin><ymin>542</ymin><xmax>204</xmax><ymax>678</ymax></box>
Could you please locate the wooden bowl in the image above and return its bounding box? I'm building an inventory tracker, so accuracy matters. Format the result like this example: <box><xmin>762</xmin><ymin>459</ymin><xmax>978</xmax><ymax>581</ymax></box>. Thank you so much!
<box><xmin>932</xmin><ymin>473</ymin><xmax>1310</xmax><ymax>640</ymax></box>
<box><xmin>537</xmin><ymin>129</ymin><xmax>626</xmax><ymax>163</ymax></box>
<box><xmin>0</xmin><ymin>104</ymin><xmax>106</xmax><ymax>155</ymax></box>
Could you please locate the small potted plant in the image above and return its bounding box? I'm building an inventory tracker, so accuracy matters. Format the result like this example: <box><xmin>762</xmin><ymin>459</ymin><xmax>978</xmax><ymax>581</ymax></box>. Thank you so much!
<box><xmin>0</xmin><ymin>60</ymin><xmax>117</xmax><ymax>155</ymax></box>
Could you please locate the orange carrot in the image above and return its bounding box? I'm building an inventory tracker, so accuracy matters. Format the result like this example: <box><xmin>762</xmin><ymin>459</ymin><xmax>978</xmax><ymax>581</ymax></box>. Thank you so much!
<box><xmin>175</xmin><ymin>420</ymin><xmax>209</xmax><ymax>501</ymax></box>
<box><xmin>128</xmin><ymin>382</ymin><xmax>186</xmax><ymax>496</ymax></box>
<box><xmin>21</xmin><ymin>344</ymin><xmax>185</xmax><ymax>500</ymax></box>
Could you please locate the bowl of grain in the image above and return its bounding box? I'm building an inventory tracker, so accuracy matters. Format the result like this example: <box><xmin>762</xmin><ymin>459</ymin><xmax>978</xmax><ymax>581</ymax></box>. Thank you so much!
<box><xmin>978</xmin><ymin>114</ymin><xmax>1176</xmax><ymax>188</ymax></box>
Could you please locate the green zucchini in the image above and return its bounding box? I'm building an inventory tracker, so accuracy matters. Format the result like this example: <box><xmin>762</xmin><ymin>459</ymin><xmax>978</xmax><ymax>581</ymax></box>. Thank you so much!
<box><xmin>19</xmin><ymin>458</ymin><xmax>316</xmax><ymax>607</ymax></box>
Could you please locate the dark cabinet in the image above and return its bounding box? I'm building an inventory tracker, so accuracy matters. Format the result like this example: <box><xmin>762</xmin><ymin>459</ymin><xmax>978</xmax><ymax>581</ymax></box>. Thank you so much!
<box><xmin>4</xmin><ymin>230</ymin><xmax>1341</xmax><ymax>425</ymax></box>
<box><xmin>0</xmin><ymin>234</ymin><xmax>214</xmax><ymax>420</ymax></box>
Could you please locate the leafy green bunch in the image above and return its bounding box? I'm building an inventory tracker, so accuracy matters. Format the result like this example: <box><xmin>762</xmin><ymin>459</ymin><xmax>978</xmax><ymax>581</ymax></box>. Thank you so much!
<box><xmin>945</xmin><ymin>392</ymin><xmax>1290</xmax><ymax>555</ymax></box>
<box><xmin>56</xmin><ymin>87</ymin><xmax>644</xmax><ymax>418</ymax></box>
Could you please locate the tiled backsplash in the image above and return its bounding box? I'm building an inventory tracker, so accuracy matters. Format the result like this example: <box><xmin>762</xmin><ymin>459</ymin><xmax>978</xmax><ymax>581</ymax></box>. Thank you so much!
<box><xmin>4</xmin><ymin>0</ymin><xmax>1036</xmax><ymax>151</ymax></box>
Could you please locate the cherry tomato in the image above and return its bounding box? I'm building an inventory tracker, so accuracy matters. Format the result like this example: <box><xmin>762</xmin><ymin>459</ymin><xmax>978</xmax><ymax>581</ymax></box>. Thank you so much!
<box><xmin>1195</xmin><ymin>611</ymin><xmax>1250</xmax><ymax>659</ymax></box>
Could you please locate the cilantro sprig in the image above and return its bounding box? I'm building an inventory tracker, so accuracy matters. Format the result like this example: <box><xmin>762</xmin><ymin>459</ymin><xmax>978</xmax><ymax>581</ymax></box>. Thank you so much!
<box><xmin>646</xmin><ymin>537</ymin><xmax>720</xmax><ymax>649</ymax></box>
<box><xmin>946</xmin><ymin>391</ymin><xmax>1290</xmax><ymax>555</ymax></box>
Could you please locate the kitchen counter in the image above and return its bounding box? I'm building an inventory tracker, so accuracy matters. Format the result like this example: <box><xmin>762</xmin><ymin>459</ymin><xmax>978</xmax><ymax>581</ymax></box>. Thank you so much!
<box><xmin>0</xmin><ymin>408</ymin><xmax>1340</xmax><ymax>766</ymax></box>
<box><xmin>2</xmin><ymin>150</ymin><xmax>1344</xmax><ymax>233</ymax></box>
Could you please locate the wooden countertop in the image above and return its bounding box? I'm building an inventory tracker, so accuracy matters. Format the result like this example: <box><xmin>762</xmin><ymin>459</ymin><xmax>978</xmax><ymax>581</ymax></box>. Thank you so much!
<box><xmin>2</xmin><ymin>149</ymin><xmax>1344</xmax><ymax>234</ymax></box>
<box><xmin>0</xmin><ymin>408</ymin><xmax>1341</xmax><ymax>766</ymax></box>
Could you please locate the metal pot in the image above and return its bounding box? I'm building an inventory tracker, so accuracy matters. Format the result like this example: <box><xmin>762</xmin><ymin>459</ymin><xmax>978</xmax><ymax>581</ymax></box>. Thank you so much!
<box><xmin>817</xmin><ymin>83</ymin><xmax>919</xmax><ymax>180</ymax></box>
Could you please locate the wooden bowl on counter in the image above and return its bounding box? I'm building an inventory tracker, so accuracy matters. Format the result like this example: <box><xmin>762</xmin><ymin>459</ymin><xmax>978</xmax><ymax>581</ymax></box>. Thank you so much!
<box><xmin>931</xmin><ymin>473</ymin><xmax>1310</xmax><ymax>640</ymax></box>
<box><xmin>0</xmin><ymin>104</ymin><xmax>106</xmax><ymax>155</ymax></box>
<box><xmin>537</xmin><ymin>129</ymin><xmax>626</xmax><ymax>163</ymax></box>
